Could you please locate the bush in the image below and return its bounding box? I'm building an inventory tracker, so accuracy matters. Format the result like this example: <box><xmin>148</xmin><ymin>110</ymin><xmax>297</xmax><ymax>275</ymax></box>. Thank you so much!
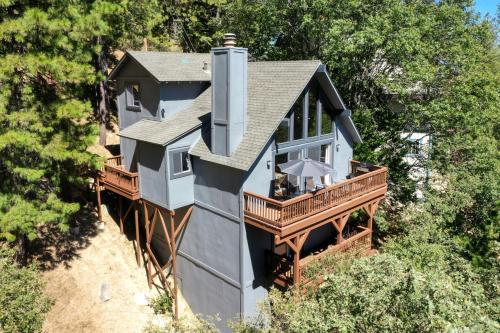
<box><xmin>0</xmin><ymin>248</ymin><xmax>52</xmax><ymax>333</ymax></box>
<box><xmin>149</xmin><ymin>292</ymin><xmax>173</xmax><ymax>315</ymax></box>
<box><xmin>234</xmin><ymin>253</ymin><xmax>499</xmax><ymax>333</ymax></box>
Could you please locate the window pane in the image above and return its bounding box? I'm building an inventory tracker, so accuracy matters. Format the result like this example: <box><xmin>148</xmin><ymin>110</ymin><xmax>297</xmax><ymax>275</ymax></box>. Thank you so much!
<box><xmin>173</xmin><ymin>152</ymin><xmax>182</xmax><ymax>174</ymax></box>
<box><xmin>293</xmin><ymin>96</ymin><xmax>303</xmax><ymax>140</ymax></box>
<box><xmin>275</xmin><ymin>153</ymin><xmax>288</xmax><ymax>172</ymax></box>
<box><xmin>288</xmin><ymin>150</ymin><xmax>300</xmax><ymax>186</ymax></box>
<box><xmin>408</xmin><ymin>141</ymin><xmax>421</xmax><ymax>155</ymax></box>
<box><xmin>321</xmin><ymin>103</ymin><xmax>333</xmax><ymax>134</ymax></box>
<box><xmin>308</xmin><ymin>87</ymin><xmax>318</xmax><ymax>137</ymax></box>
<box><xmin>320</xmin><ymin>144</ymin><xmax>330</xmax><ymax>163</ymax></box>
<box><xmin>307</xmin><ymin>146</ymin><xmax>320</xmax><ymax>161</ymax></box>
<box><xmin>276</xmin><ymin>119</ymin><xmax>290</xmax><ymax>143</ymax></box>
<box><xmin>181</xmin><ymin>151</ymin><xmax>190</xmax><ymax>172</ymax></box>
<box><xmin>132</xmin><ymin>84</ymin><xmax>140</xmax><ymax>106</ymax></box>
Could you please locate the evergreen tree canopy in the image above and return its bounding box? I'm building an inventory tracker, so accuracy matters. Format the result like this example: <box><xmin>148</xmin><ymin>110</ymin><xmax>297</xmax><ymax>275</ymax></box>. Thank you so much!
<box><xmin>0</xmin><ymin>0</ymin><xmax>103</xmax><ymax>252</ymax></box>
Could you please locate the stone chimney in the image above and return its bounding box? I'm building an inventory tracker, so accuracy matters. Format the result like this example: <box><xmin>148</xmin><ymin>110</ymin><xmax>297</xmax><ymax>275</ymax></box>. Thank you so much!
<box><xmin>210</xmin><ymin>33</ymin><xmax>247</xmax><ymax>157</ymax></box>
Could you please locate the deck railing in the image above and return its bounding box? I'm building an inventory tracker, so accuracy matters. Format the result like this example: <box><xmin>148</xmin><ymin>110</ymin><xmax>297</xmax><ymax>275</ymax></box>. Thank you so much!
<box><xmin>99</xmin><ymin>156</ymin><xmax>139</xmax><ymax>195</ymax></box>
<box><xmin>270</xmin><ymin>227</ymin><xmax>372</xmax><ymax>285</ymax></box>
<box><xmin>244</xmin><ymin>161</ymin><xmax>387</xmax><ymax>228</ymax></box>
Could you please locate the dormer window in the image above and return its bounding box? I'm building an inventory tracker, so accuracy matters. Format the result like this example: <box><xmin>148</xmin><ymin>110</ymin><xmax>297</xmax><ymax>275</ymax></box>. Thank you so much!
<box><xmin>126</xmin><ymin>82</ymin><xmax>141</xmax><ymax>111</ymax></box>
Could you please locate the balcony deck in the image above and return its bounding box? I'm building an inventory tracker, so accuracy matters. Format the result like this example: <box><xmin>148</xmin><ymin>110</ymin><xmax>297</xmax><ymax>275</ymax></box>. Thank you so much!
<box><xmin>245</xmin><ymin>161</ymin><xmax>387</xmax><ymax>286</ymax></box>
<box><xmin>244</xmin><ymin>161</ymin><xmax>388</xmax><ymax>237</ymax></box>
<box><xmin>97</xmin><ymin>156</ymin><xmax>140</xmax><ymax>201</ymax></box>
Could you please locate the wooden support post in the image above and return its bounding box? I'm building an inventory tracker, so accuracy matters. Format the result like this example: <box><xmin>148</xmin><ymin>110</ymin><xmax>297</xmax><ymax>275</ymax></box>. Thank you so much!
<box><xmin>170</xmin><ymin>212</ymin><xmax>178</xmax><ymax>320</ymax></box>
<box><xmin>134</xmin><ymin>203</ymin><xmax>141</xmax><ymax>267</ymax></box>
<box><xmin>143</xmin><ymin>202</ymin><xmax>152</xmax><ymax>289</ymax></box>
<box><xmin>293</xmin><ymin>235</ymin><xmax>300</xmax><ymax>285</ymax></box>
<box><xmin>96</xmin><ymin>179</ymin><xmax>102</xmax><ymax>222</ymax></box>
<box><xmin>119</xmin><ymin>196</ymin><xmax>123</xmax><ymax>234</ymax></box>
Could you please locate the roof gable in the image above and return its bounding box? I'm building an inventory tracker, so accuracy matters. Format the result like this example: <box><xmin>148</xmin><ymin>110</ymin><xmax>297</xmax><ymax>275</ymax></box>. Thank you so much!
<box><xmin>108</xmin><ymin>51</ymin><xmax>211</xmax><ymax>82</ymax></box>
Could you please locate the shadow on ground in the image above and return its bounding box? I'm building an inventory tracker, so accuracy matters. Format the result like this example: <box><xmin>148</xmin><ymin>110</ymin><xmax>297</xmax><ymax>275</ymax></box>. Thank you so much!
<box><xmin>29</xmin><ymin>191</ymin><xmax>146</xmax><ymax>271</ymax></box>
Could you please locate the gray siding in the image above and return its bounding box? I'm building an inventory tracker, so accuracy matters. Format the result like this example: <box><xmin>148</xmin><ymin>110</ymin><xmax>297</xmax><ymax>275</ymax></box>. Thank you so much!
<box><xmin>120</xmin><ymin>137</ymin><xmax>138</xmax><ymax>172</ymax></box>
<box><xmin>241</xmin><ymin>141</ymin><xmax>274</xmax><ymax>318</ymax></box>
<box><xmin>333</xmin><ymin>116</ymin><xmax>354</xmax><ymax>181</ymax></box>
<box><xmin>159</xmin><ymin>82</ymin><xmax>208</xmax><ymax>120</ymax></box>
<box><xmin>137</xmin><ymin>142</ymin><xmax>168</xmax><ymax>207</ymax></box>
<box><xmin>116</xmin><ymin>60</ymin><xmax>160</xmax><ymax>130</ymax></box>
<box><xmin>166</xmin><ymin>130</ymin><xmax>200</xmax><ymax>209</ymax></box>
<box><xmin>176</xmin><ymin>159</ymin><xmax>245</xmax><ymax>332</ymax></box>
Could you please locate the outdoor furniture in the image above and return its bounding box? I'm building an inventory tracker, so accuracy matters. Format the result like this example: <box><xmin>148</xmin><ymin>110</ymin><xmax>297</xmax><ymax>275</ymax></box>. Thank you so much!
<box><xmin>278</xmin><ymin>158</ymin><xmax>336</xmax><ymax>193</ymax></box>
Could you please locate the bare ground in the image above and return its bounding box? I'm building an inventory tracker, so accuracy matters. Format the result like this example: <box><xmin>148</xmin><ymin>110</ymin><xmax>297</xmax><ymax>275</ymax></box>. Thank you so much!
<box><xmin>40</xmin><ymin>204</ymin><xmax>159</xmax><ymax>333</ymax></box>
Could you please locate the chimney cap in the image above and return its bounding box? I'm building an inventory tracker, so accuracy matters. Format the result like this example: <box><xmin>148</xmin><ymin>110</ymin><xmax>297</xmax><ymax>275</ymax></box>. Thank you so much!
<box><xmin>223</xmin><ymin>33</ymin><xmax>237</xmax><ymax>48</ymax></box>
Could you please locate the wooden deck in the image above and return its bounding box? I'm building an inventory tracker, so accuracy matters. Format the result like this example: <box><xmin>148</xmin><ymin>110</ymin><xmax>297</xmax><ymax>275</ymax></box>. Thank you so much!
<box><xmin>97</xmin><ymin>156</ymin><xmax>139</xmax><ymax>200</ymax></box>
<box><xmin>244</xmin><ymin>161</ymin><xmax>388</xmax><ymax>236</ymax></box>
<box><xmin>270</xmin><ymin>226</ymin><xmax>372</xmax><ymax>287</ymax></box>
<box><xmin>245</xmin><ymin>160</ymin><xmax>388</xmax><ymax>286</ymax></box>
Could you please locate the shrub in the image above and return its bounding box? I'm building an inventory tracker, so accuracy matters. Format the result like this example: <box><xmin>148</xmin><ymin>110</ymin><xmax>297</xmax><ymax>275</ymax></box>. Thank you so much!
<box><xmin>234</xmin><ymin>253</ymin><xmax>499</xmax><ymax>333</ymax></box>
<box><xmin>149</xmin><ymin>292</ymin><xmax>173</xmax><ymax>315</ymax></box>
<box><xmin>0</xmin><ymin>248</ymin><xmax>52</xmax><ymax>333</ymax></box>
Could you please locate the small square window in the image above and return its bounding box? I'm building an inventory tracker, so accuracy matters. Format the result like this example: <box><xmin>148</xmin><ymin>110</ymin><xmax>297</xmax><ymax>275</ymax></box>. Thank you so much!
<box><xmin>126</xmin><ymin>83</ymin><xmax>141</xmax><ymax>110</ymax></box>
<box><xmin>407</xmin><ymin>140</ymin><xmax>422</xmax><ymax>156</ymax></box>
<box><xmin>171</xmin><ymin>149</ymin><xmax>192</xmax><ymax>178</ymax></box>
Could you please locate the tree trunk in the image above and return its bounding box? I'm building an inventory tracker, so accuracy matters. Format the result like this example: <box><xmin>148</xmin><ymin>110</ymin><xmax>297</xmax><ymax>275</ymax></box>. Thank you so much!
<box><xmin>15</xmin><ymin>234</ymin><xmax>28</xmax><ymax>265</ymax></box>
<box><xmin>96</xmin><ymin>36</ymin><xmax>109</xmax><ymax>146</ymax></box>
<box><xmin>98</xmin><ymin>79</ymin><xmax>107</xmax><ymax>146</ymax></box>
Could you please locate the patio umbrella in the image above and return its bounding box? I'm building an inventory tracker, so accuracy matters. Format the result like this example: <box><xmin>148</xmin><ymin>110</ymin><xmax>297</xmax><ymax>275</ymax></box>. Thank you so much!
<box><xmin>278</xmin><ymin>158</ymin><xmax>336</xmax><ymax>192</ymax></box>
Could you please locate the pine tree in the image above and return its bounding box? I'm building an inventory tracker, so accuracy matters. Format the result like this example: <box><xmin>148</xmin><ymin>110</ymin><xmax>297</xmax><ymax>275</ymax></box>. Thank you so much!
<box><xmin>0</xmin><ymin>0</ymin><xmax>102</xmax><ymax>261</ymax></box>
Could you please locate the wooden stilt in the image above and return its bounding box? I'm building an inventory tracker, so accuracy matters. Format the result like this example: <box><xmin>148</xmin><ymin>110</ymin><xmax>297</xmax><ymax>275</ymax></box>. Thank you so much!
<box><xmin>170</xmin><ymin>212</ymin><xmax>179</xmax><ymax>320</ymax></box>
<box><xmin>119</xmin><ymin>196</ymin><xmax>123</xmax><ymax>234</ymax></box>
<box><xmin>135</xmin><ymin>203</ymin><xmax>141</xmax><ymax>267</ymax></box>
<box><xmin>96</xmin><ymin>179</ymin><xmax>102</xmax><ymax>223</ymax></box>
<box><xmin>143</xmin><ymin>201</ymin><xmax>152</xmax><ymax>289</ymax></box>
<box><xmin>293</xmin><ymin>236</ymin><xmax>300</xmax><ymax>285</ymax></box>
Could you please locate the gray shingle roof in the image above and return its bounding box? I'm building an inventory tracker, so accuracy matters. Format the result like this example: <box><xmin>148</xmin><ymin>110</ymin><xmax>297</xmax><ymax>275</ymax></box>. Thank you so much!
<box><xmin>191</xmin><ymin>61</ymin><xmax>321</xmax><ymax>170</ymax></box>
<box><xmin>119</xmin><ymin>88</ymin><xmax>211</xmax><ymax>145</ymax></box>
<box><xmin>119</xmin><ymin>60</ymin><xmax>321</xmax><ymax>171</ymax></box>
<box><xmin>110</xmin><ymin>51</ymin><xmax>211</xmax><ymax>82</ymax></box>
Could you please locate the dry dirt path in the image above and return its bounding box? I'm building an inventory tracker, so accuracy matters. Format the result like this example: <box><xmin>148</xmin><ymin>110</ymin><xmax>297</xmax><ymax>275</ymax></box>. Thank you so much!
<box><xmin>41</xmin><ymin>205</ymin><xmax>158</xmax><ymax>333</ymax></box>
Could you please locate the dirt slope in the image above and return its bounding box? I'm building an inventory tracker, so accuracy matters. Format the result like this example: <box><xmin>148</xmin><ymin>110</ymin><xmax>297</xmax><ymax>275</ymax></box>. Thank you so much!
<box><xmin>42</xmin><ymin>205</ymin><xmax>158</xmax><ymax>333</ymax></box>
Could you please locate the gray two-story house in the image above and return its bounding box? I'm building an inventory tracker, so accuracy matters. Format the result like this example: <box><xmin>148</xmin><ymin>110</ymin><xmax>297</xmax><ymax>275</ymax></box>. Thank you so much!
<box><xmin>96</xmin><ymin>34</ymin><xmax>388</xmax><ymax>331</ymax></box>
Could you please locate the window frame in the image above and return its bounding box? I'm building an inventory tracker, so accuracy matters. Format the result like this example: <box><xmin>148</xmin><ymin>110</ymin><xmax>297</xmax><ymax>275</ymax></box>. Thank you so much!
<box><xmin>169</xmin><ymin>148</ymin><xmax>193</xmax><ymax>179</ymax></box>
<box><xmin>407</xmin><ymin>139</ymin><xmax>423</xmax><ymax>156</ymax></box>
<box><xmin>125</xmin><ymin>81</ymin><xmax>142</xmax><ymax>111</ymax></box>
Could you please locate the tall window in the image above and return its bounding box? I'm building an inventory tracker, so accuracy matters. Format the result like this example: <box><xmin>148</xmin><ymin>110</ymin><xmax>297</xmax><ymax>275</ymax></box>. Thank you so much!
<box><xmin>293</xmin><ymin>96</ymin><xmax>304</xmax><ymax>140</ymax></box>
<box><xmin>126</xmin><ymin>83</ymin><xmax>141</xmax><ymax>110</ymax></box>
<box><xmin>321</xmin><ymin>102</ymin><xmax>333</xmax><ymax>135</ymax></box>
<box><xmin>276</xmin><ymin>118</ymin><xmax>290</xmax><ymax>143</ymax></box>
<box><xmin>308</xmin><ymin>86</ymin><xmax>318</xmax><ymax>137</ymax></box>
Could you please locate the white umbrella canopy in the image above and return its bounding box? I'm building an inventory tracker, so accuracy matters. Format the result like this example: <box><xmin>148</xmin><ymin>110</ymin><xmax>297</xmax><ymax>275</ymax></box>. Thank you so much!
<box><xmin>278</xmin><ymin>158</ymin><xmax>336</xmax><ymax>178</ymax></box>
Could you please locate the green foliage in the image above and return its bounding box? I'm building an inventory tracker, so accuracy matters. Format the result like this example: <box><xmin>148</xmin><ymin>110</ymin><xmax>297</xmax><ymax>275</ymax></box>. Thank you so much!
<box><xmin>0</xmin><ymin>248</ymin><xmax>52</xmax><ymax>333</ymax></box>
<box><xmin>0</xmin><ymin>1</ymin><xmax>106</xmax><ymax>252</ymax></box>
<box><xmin>157</xmin><ymin>0</ymin><xmax>226</xmax><ymax>52</ymax></box>
<box><xmin>143</xmin><ymin>314</ymin><xmax>220</xmax><ymax>333</ymax></box>
<box><xmin>149</xmin><ymin>292</ymin><xmax>173</xmax><ymax>315</ymax></box>
<box><xmin>235</xmin><ymin>253</ymin><xmax>498</xmax><ymax>332</ymax></box>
